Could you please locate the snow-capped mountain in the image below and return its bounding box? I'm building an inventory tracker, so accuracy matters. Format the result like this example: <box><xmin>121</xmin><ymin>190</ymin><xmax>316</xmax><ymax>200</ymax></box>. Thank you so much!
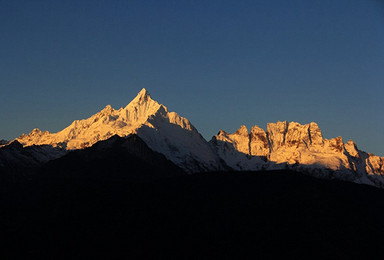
<box><xmin>3</xmin><ymin>88</ymin><xmax>384</xmax><ymax>187</ymax></box>
<box><xmin>15</xmin><ymin>89</ymin><xmax>222</xmax><ymax>172</ymax></box>
<box><xmin>210</xmin><ymin>122</ymin><xmax>384</xmax><ymax>186</ymax></box>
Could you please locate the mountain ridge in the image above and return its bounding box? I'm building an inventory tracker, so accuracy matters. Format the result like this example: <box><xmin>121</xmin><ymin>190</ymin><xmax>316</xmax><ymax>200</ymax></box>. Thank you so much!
<box><xmin>3</xmin><ymin>88</ymin><xmax>383</xmax><ymax>187</ymax></box>
<box><xmin>210</xmin><ymin>122</ymin><xmax>384</xmax><ymax>186</ymax></box>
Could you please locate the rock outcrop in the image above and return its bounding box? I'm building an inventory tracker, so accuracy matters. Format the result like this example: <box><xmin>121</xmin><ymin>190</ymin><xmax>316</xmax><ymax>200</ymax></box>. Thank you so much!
<box><xmin>210</xmin><ymin>121</ymin><xmax>384</xmax><ymax>187</ymax></box>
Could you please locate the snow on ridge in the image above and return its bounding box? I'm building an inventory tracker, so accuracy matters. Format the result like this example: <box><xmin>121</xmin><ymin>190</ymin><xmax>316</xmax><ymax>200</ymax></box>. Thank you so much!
<box><xmin>210</xmin><ymin>121</ymin><xmax>384</xmax><ymax>187</ymax></box>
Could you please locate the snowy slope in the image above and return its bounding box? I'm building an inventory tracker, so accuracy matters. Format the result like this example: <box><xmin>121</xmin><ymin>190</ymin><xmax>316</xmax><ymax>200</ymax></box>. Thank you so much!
<box><xmin>16</xmin><ymin>89</ymin><xmax>222</xmax><ymax>172</ymax></box>
<box><xmin>210</xmin><ymin>121</ymin><xmax>384</xmax><ymax>187</ymax></box>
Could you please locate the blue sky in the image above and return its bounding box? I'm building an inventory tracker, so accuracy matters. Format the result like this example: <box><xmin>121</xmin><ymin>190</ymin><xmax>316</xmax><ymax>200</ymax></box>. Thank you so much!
<box><xmin>1</xmin><ymin>0</ymin><xmax>383</xmax><ymax>156</ymax></box>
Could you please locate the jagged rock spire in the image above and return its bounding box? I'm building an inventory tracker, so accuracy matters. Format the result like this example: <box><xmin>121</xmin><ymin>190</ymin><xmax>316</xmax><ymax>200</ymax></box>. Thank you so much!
<box><xmin>129</xmin><ymin>88</ymin><xmax>152</xmax><ymax>105</ymax></box>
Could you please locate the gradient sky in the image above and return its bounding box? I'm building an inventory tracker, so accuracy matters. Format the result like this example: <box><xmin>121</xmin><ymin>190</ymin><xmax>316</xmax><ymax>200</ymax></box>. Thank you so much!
<box><xmin>1</xmin><ymin>0</ymin><xmax>383</xmax><ymax>156</ymax></box>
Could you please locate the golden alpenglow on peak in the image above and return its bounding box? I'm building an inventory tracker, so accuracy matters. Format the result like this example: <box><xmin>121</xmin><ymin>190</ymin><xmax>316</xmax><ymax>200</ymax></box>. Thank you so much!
<box><xmin>130</xmin><ymin>88</ymin><xmax>151</xmax><ymax>104</ymax></box>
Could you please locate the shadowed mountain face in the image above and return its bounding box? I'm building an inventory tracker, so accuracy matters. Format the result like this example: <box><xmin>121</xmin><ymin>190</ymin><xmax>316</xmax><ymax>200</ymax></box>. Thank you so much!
<box><xmin>2</xmin><ymin>169</ymin><xmax>384</xmax><ymax>259</ymax></box>
<box><xmin>0</xmin><ymin>134</ymin><xmax>181</xmax><ymax>183</ymax></box>
<box><xmin>42</xmin><ymin>134</ymin><xmax>183</xmax><ymax>181</ymax></box>
<box><xmin>0</xmin><ymin>140</ymin><xmax>66</xmax><ymax>177</ymax></box>
<box><xmin>0</xmin><ymin>140</ymin><xmax>9</xmax><ymax>146</ymax></box>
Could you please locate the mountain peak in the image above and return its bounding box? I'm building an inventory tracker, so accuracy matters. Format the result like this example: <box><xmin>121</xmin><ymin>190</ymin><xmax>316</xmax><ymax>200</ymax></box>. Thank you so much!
<box><xmin>235</xmin><ymin>125</ymin><xmax>249</xmax><ymax>136</ymax></box>
<box><xmin>7</xmin><ymin>140</ymin><xmax>23</xmax><ymax>150</ymax></box>
<box><xmin>99</xmin><ymin>104</ymin><xmax>114</xmax><ymax>115</ymax></box>
<box><xmin>32</xmin><ymin>128</ymin><xmax>42</xmax><ymax>133</ymax></box>
<box><xmin>122</xmin><ymin>88</ymin><xmax>162</xmax><ymax>124</ymax></box>
<box><xmin>131</xmin><ymin>88</ymin><xmax>151</xmax><ymax>104</ymax></box>
<box><xmin>139</xmin><ymin>87</ymin><xmax>149</xmax><ymax>95</ymax></box>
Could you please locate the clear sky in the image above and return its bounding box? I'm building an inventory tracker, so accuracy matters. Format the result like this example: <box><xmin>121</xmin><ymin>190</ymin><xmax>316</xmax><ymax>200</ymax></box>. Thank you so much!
<box><xmin>1</xmin><ymin>0</ymin><xmax>383</xmax><ymax>156</ymax></box>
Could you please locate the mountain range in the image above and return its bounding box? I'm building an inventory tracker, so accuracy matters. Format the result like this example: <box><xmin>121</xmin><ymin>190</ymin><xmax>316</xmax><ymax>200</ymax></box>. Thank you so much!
<box><xmin>2</xmin><ymin>89</ymin><xmax>384</xmax><ymax>259</ymax></box>
<box><xmin>1</xmin><ymin>88</ymin><xmax>383</xmax><ymax>187</ymax></box>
